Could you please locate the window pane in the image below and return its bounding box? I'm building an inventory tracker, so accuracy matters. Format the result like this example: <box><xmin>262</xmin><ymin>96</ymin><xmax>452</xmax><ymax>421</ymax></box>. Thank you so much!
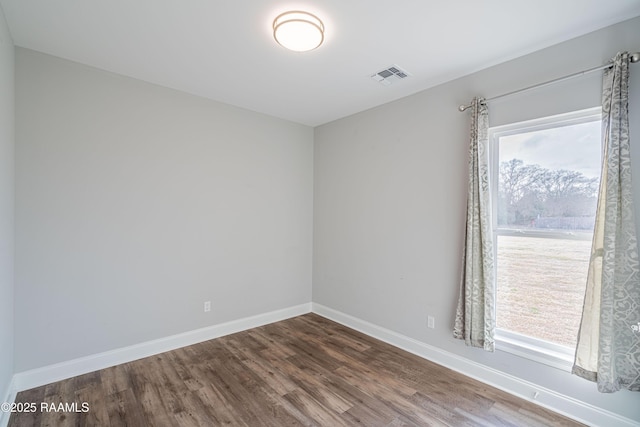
<box><xmin>496</xmin><ymin>235</ymin><xmax>590</xmax><ymax>347</ymax></box>
<box><xmin>493</xmin><ymin>111</ymin><xmax>601</xmax><ymax>351</ymax></box>
<box><xmin>497</xmin><ymin>121</ymin><xmax>601</xmax><ymax>231</ymax></box>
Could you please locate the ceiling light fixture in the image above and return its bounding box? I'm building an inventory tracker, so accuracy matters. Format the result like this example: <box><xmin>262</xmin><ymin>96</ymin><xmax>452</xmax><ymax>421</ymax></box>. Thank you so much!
<box><xmin>273</xmin><ymin>11</ymin><xmax>324</xmax><ymax>52</ymax></box>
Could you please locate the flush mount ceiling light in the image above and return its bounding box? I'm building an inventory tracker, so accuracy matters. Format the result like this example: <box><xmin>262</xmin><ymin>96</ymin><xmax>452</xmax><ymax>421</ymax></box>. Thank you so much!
<box><xmin>273</xmin><ymin>11</ymin><xmax>324</xmax><ymax>52</ymax></box>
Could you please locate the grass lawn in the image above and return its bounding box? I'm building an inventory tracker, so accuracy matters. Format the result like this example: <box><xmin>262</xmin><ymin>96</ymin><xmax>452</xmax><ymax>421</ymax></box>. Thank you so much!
<box><xmin>496</xmin><ymin>235</ymin><xmax>591</xmax><ymax>348</ymax></box>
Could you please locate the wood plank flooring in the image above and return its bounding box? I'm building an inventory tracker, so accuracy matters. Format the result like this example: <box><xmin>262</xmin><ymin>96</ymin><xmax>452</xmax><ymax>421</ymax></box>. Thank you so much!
<box><xmin>9</xmin><ymin>313</ymin><xmax>584</xmax><ymax>426</ymax></box>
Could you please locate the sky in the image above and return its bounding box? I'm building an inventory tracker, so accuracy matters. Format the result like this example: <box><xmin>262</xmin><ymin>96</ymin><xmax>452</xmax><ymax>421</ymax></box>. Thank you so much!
<box><xmin>498</xmin><ymin>120</ymin><xmax>602</xmax><ymax>178</ymax></box>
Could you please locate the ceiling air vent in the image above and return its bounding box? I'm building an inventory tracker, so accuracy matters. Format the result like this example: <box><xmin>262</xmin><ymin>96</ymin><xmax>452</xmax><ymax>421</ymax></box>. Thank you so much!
<box><xmin>371</xmin><ymin>65</ymin><xmax>411</xmax><ymax>86</ymax></box>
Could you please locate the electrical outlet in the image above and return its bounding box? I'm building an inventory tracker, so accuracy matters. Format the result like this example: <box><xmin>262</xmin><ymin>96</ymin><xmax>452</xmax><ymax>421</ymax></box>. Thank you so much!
<box><xmin>427</xmin><ymin>316</ymin><xmax>435</xmax><ymax>329</ymax></box>
<box><xmin>204</xmin><ymin>301</ymin><xmax>211</xmax><ymax>312</ymax></box>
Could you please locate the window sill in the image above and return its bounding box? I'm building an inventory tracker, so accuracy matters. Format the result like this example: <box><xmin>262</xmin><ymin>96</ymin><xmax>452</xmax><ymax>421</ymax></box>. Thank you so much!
<box><xmin>495</xmin><ymin>329</ymin><xmax>575</xmax><ymax>372</ymax></box>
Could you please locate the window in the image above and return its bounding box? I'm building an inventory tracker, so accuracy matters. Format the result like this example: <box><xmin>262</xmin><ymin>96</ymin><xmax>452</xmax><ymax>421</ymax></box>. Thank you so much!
<box><xmin>489</xmin><ymin>108</ymin><xmax>601</xmax><ymax>370</ymax></box>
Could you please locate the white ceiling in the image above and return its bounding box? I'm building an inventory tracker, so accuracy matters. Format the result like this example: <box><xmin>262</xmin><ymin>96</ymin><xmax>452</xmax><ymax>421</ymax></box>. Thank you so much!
<box><xmin>1</xmin><ymin>1</ymin><xmax>640</xmax><ymax>127</ymax></box>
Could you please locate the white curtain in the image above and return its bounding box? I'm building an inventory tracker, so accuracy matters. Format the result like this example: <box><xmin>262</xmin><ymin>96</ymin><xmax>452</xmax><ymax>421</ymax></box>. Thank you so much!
<box><xmin>573</xmin><ymin>52</ymin><xmax>640</xmax><ymax>392</ymax></box>
<box><xmin>454</xmin><ymin>97</ymin><xmax>495</xmax><ymax>352</ymax></box>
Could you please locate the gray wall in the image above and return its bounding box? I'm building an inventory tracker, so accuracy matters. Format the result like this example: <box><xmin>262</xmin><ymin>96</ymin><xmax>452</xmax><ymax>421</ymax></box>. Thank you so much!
<box><xmin>0</xmin><ymin>5</ymin><xmax>14</xmax><ymax>400</ymax></box>
<box><xmin>14</xmin><ymin>49</ymin><xmax>314</xmax><ymax>371</ymax></box>
<box><xmin>314</xmin><ymin>17</ymin><xmax>640</xmax><ymax>421</ymax></box>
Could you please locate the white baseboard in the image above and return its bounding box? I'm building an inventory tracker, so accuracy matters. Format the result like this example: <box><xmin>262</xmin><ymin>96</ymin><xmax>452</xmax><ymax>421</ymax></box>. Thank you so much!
<box><xmin>311</xmin><ymin>303</ymin><xmax>638</xmax><ymax>427</ymax></box>
<box><xmin>11</xmin><ymin>303</ymin><xmax>312</xmax><ymax>394</ymax></box>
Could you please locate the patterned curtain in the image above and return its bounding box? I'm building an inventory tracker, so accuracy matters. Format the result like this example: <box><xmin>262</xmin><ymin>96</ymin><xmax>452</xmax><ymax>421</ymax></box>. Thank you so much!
<box><xmin>453</xmin><ymin>97</ymin><xmax>495</xmax><ymax>352</ymax></box>
<box><xmin>573</xmin><ymin>52</ymin><xmax>640</xmax><ymax>392</ymax></box>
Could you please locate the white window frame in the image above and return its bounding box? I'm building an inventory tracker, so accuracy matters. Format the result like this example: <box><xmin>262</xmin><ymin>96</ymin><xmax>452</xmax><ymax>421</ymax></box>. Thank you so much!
<box><xmin>489</xmin><ymin>107</ymin><xmax>601</xmax><ymax>371</ymax></box>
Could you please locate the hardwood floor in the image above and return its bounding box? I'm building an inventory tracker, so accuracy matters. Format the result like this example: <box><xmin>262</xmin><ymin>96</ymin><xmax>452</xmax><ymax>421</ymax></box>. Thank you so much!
<box><xmin>9</xmin><ymin>313</ymin><xmax>584</xmax><ymax>426</ymax></box>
